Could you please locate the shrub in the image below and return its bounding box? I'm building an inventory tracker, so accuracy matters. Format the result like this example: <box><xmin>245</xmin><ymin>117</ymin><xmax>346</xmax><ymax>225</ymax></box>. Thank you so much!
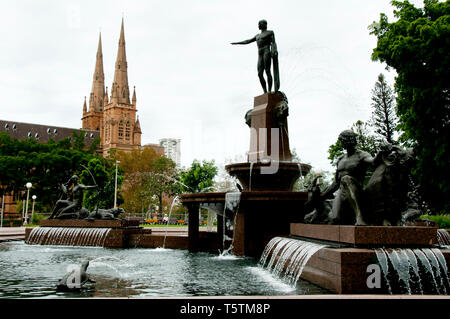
<box><xmin>420</xmin><ymin>214</ymin><xmax>450</xmax><ymax>229</ymax></box>
<box><xmin>31</xmin><ymin>212</ymin><xmax>45</xmax><ymax>225</ymax></box>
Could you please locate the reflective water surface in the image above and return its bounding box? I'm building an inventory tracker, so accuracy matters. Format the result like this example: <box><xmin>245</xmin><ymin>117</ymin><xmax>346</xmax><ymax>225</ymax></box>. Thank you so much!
<box><xmin>0</xmin><ymin>241</ymin><xmax>329</xmax><ymax>298</ymax></box>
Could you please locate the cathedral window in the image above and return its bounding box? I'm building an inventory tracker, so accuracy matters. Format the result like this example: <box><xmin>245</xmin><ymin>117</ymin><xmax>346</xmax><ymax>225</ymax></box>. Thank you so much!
<box><xmin>125</xmin><ymin>121</ymin><xmax>131</xmax><ymax>140</ymax></box>
<box><xmin>118</xmin><ymin>120</ymin><xmax>124</xmax><ymax>140</ymax></box>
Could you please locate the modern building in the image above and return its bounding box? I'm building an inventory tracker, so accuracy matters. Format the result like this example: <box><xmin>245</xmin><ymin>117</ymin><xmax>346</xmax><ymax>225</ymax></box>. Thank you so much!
<box><xmin>82</xmin><ymin>19</ymin><xmax>142</xmax><ymax>156</ymax></box>
<box><xmin>159</xmin><ymin>138</ymin><xmax>181</xmax><ymax>167</ymax></box>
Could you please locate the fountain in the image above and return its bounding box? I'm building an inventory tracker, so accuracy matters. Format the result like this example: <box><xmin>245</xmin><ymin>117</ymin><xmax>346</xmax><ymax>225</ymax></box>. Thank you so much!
<box><xmin>24</xmin><ymin>174</ymin><xmax>151</xmax><ymax>248</ymax></box>
<box><xmin>20</xmin><ymin>19</ymin><xmax>449</xmax><ymax>296</ymax></box>
<box><xmin>181</xmin><ymin>91</ymin><xmax>313</xmax><ymax>257</ymax></box>
<box><xmin>438</xmin><ymin>229</ymin><xmax>450</xmax><ymax>247</ymax></box>
<box><xmin>179</xmin><ymin>19</ymin><xmax>449</xmax><ymax>295</ymax></box>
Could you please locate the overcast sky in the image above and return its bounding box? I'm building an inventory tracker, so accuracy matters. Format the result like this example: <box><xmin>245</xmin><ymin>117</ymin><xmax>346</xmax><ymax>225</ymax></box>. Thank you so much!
<box><xmin>0</xmin><ymin>0</ymin><xmax>425</xmax><ymax>172</ymax></box>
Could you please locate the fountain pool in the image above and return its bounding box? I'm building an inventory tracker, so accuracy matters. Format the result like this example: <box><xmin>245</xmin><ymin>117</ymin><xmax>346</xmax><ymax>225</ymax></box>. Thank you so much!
<box><xmin>0</xmin><ymin>241</ymin><xmax>329</xmax><ymax>298</ymax></box>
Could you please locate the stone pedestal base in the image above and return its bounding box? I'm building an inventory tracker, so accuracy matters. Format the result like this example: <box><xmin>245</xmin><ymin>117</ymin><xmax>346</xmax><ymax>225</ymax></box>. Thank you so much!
<box><xmin>290</xmin><ymin>223</ymin><xmax>438</xmax><ymax>246</ymax></box>
<box><xmin>287</xmin><ymin>223</ymin><xmax>448</xmax><ymax>294</ymax></box>
<box><xmin>249</xmin><ymin>92</ymin><xmax>291</xmax><ymax>162</ymax></box>
<box><xmin>300</xmin><ymin>246</ymin><xmax>450</xmax><ymax>294</ymax></box>
<box><xmin>24</xmin><ymin>219</ymin><xmax>150</xmax><ymax>248</ymax></box>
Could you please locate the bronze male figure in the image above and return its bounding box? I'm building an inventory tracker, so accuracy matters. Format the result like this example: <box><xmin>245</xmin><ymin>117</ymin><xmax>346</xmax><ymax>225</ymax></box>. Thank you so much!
<box><xmin>232</xmin><ymin>19</ymin><xmax>280</xmax><ymax>93</ymax></box>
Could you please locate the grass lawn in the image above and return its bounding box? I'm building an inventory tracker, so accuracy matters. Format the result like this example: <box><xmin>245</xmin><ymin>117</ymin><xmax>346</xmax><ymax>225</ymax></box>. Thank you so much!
<box><xmin>140</xmin><ymin>224</ymin><xmax>213</xmax><ymax>228</ymax></box>
<box><xmin>140</xmin><ymin>224</ymin><xmax>187</xmax><ymax>228</ymax></box>
<box><xmin>420</xmin><ymin>214</ymin><xmax>450</xmax><ymax>230</ymax></box>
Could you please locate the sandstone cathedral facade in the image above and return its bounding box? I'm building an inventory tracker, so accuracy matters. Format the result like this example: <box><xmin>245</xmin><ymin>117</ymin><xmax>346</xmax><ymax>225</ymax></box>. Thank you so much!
<box><xmin>82</xmin><ymin>19</ymin><xmax>141</xmax><ymax>156</ymax></box>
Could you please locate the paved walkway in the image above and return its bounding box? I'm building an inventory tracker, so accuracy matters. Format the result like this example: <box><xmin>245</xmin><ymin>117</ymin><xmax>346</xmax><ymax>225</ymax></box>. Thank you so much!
<box><xmin>0</xmin><ymin>226</ymin><xmax>26</xmax><ymax>241</ymax></box>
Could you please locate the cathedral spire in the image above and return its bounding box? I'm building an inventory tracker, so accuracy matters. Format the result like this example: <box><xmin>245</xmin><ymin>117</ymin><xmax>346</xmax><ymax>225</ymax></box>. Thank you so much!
<box><xmin>104</xmin><ymin>86</ymin><xmax>109</xmax><ymax>105</ymax></box>
<box><xmin>111</xmin><ymin>18</ymin><xmax>130</xmax><ymax>104</ymax></box>
<box><xmin>89</xmin><ymin>32</ymin><xmax>105</xmax><ymax>112</ymax></box>
<box><xmin>132</xmin><ymin>86</ymin><xmax>136</xmax><ymax>105</ymax></box>
<box><xmin>83</xmin><ymin>96</ymin><xmax>87</xmax><ymax>113</ymax></box>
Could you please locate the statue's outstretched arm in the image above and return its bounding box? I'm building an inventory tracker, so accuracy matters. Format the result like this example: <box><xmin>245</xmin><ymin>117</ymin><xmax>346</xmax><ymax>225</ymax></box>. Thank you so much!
<box><xmin>231</xmin><ymin>36</ymin><xmax>256</xmax><ymax>45</ymax></box>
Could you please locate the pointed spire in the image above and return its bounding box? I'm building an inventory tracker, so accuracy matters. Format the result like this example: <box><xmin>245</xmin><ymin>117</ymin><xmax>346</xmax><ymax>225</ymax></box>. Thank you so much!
<box><xmin>134</xmin><ymin>115</ymin><xmax>142</xmax><ymax>133</ymax></box>
<box><xmin>132</xmin><ymin>86</ymin><xmax>136</xmax><ymax>105</ymax></box>
<box><xmin>89</xmin><ymin>32</ymin><xmax>105</xmax><ymax>112</ymax></box>
<box><xmin>111</xmin><ymin>18</ymin><xmax>130</xmax><ymax>104</ymax></box>
<box><xmin>83</xmin><ymin>96</ymin><xmax>87</xmax><ymax>113</ymax></box>
<box><xmin>104</xmin><ymin>86</ymin><xmax>109</xmax><ymax>105</ymax></box>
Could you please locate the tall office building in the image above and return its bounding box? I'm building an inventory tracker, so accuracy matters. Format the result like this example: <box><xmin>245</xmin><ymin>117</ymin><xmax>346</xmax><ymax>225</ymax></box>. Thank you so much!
<box><xmin>159</xmin><ymin>138</ymin><xmax>181</xmax><ymax>167</ymax></box>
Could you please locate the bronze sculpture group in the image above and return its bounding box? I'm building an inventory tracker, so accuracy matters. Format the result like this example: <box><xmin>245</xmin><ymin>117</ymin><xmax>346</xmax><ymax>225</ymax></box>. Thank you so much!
<box><xmin>49</xmin><ymin>175</ymin><xmax>123</xmax><ymax>220</ymax></box>
<box><xmin>303</xmin><ymin>130</ymin><xmax>418</xmax><ymax>226</ymax></box>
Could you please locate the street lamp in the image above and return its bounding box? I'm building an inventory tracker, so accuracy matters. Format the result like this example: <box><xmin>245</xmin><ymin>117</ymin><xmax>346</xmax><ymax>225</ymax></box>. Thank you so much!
<box><xmin>114</xmin><ymin>160</ymin><xmax>120</xmax><ymax>208</ymax></box>
<box><xmin>31</xmin><ymin>195</ymin><xmax>37</xmax><ymax>224</ymax></box>
<box><xmin>24</xmin><ymin>182</ymin><xmax>32</xmax><ymax>225</ymax></box>
<box><xmin>1</xmin><ymin>194</ymin><xmax>4</xmax><ymax>228</ymax></box>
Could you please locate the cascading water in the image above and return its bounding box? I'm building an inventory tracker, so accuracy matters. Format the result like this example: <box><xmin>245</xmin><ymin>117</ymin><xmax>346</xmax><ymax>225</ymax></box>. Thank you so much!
<box><xmin>437</xmin><ymin>229</ymin><xmax>450</xmax><ymax>247</ymax></box>
<box><xmin>220</xmin><ymin>192</ymin><xmax>241</xmax><ymax>256</ymax></box>
<box><xmin>162</xmin><ymin>195</ymin><xmax>180</xmax><ymax>248</ymax></box>
<box><xmin>248</xmin><ymin>162</ymin><xmax>254</xmax><ymax>191</ymax></box>
<box><xmin>26</xmin><ymin>227</ymin><xmax>111</xmax><ymax>247</ymax></box>
<box><xmin>375</xmin><ymin>248</ymin><xmax>450</xmax><ymax>294</ymax></box>
<box><xmin>259</xmin><ymin>237</ymin><xmax>326</xmax><ymax>286</ymax></box>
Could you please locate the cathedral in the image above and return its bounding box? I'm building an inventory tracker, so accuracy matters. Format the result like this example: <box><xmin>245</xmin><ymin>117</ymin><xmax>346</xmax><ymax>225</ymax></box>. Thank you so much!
<box><xmin>82</xmin><ymin>18</ymin><xmax>142</xmax><ymax>156</ymax></box>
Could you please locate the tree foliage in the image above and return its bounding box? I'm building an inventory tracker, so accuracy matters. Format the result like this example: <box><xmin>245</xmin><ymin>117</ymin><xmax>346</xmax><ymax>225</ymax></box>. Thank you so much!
<box><xmin>116</xmin><ymin>148</ymin><xmax>181</xmax><ymax>216</ymax></box>
<box><xmin>0</xmin><ymin>132</ymin><xmax>100</xmax><ymax>212</ymax></box>
<box><xmin>179</xmin><ymin>159</ymin><xmax>218</xmax><ymax>193</ymax></box>
<box><xmin>116</xmin><ymin>148</ymin><xmax>161</xmax><ymax>215</ymax></box>
<box><xmin>370</xmin><ymin>0</ymin><xmax>450</xmax><ymax>212</ymax></box>
<box><xmin>144</xmin><ymin>156</ymin><xmax>181</xmax><ymax>216</ymax></box>
<box><xmin>80</xmin><ymin>157</ymin><xmax>124</xmax><ymax>211</ymax></box>
<box><xmin>370</xmin><ymin>73</ymin><xmax>398</xmax><ymax>144</ymax></box>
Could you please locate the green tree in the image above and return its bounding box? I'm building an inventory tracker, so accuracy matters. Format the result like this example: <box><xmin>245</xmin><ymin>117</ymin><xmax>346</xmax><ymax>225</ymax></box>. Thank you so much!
<box><xmin>117</xmin><ymin>148</ymin><xmax>161</xmax><ymax>215</ymax></box>
<box><xmin>80</xmin><ymin>157</ymin><xmax>124</xmax><ymax>211</ymax></box>
<box><xmin>145</xmin><ymin>156</ymin><xmax>181</xmax><ymax>216</ymax></box>
<box><xmin>0</xmin><ymin>132</ymin><xmax>100</xmax><ymax>213</ymax></box>
<box><xmin>179</xmin><ymin>159</ymin><xmax>218</xmax><ymax>193</ymax></box>
<box><xmin>327</xmin><ymin>121</ymin><xmax>378</xmax><ymax>166</ymax></box>
<box><xmin>370</xmin><ymin>73</ymin><xmax>398</xmax><ymax>144</ymax></box>
<box><xmin>293</xmin><ymin>169</ymin><xmax>332</xmax><ymax>192</ymax></box>
<box><xmin>370</xmin><ymin>0</ymin><xmax>450</xmax><ymax>212</ymax></box>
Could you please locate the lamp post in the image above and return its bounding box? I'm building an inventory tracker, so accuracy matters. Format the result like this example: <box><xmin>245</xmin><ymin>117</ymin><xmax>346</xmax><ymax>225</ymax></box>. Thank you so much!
<box><xmin>114</xmin><ymin>160</ymin><xmax>120</xmax><ymax>208</ymax></box>
<box><xmin>24</xmin><ymin>182</ymin><xmax>32</xmax><ymax>225</ymax></box>
<box><xmin>31</xmin><ymin>195</ymin><xmax>37</xmax><ymax>224</ymax></box>
<box><xmin>1</xmin><ymin>194</ymin><xmax>4</xmax><ymax>228</ymax></box>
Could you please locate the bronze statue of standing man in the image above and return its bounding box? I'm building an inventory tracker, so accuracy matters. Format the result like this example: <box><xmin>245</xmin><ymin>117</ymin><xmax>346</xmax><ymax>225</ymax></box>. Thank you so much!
<box><xmin>231</xmin><ymin>19</ymin><xmax>280</xmax><ymax>93</ymax></box>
